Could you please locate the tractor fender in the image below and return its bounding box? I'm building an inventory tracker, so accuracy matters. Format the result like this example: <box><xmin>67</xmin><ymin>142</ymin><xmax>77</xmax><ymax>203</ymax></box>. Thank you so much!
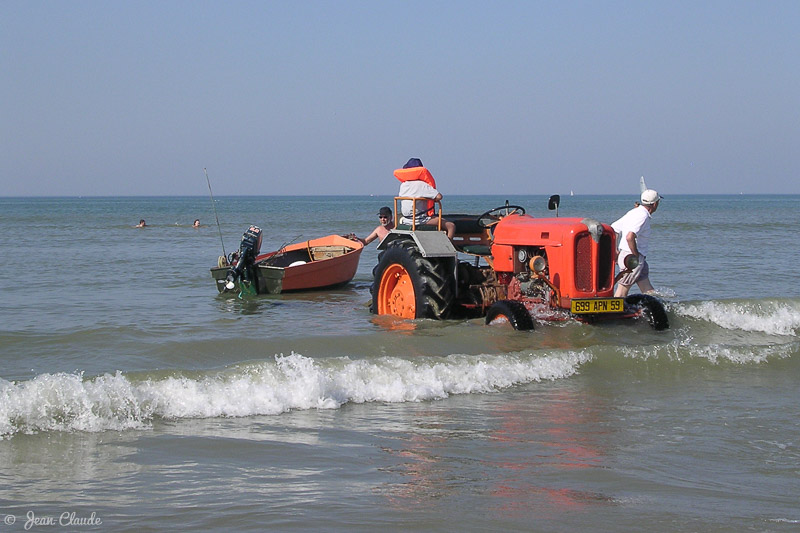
<box><xmin>378</xmin><ymin>230</ymin><xmax>458</xmax><ymax>259</ymax></box>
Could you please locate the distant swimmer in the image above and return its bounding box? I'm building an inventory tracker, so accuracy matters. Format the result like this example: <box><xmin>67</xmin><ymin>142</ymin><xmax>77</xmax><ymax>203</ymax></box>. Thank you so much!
<box><xmin>135</xmin><ymin>219</ymin><xmax>147</xmax><ymax>228</ymax></box>
<box><xmin>193</xmin><ymin>219</ymin><xmax>200</xmax><ymax>228</ymax></box>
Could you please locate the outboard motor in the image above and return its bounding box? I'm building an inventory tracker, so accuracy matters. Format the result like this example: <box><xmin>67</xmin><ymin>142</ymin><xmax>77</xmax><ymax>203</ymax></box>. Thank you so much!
<box><xmin>224</xmin><ymin>225</ymin><xmax>263</xmax><ymax>291</ymax></box>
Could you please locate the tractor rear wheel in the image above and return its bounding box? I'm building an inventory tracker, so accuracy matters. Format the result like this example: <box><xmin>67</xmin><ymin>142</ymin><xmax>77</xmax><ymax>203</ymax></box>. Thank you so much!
<box><xmin>485</xmin><ymin>300</ymin><xmax>535</xmax><ymax>331</ymax></box>
<box><xmin>625</xmin><ymin>294</ymin><xmax>669</xmax><ymax>330</ymax></box>
<box><xmin>371</xmin><ymin>239</ymin><xmax>454</xmax><ymax>320</ymax></box>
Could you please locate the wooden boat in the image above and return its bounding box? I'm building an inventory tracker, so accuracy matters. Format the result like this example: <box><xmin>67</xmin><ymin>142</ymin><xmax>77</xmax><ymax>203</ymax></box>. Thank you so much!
<box><xmin>211</xmin><ymin>234</ymin><xmax>364</xmax><ymax>295</ymax></box>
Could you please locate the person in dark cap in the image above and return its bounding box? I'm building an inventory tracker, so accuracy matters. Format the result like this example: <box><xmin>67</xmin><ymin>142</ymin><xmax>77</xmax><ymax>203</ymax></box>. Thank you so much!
<box><xmin>355</xmin><ymin>206</ymin><xmax>395</xmax><ymax>246</ymax></box>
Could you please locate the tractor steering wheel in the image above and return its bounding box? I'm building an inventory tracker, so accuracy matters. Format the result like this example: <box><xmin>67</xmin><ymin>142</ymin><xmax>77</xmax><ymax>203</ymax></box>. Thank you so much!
<box><xmin>477</xmin><ymin>205</ymin><xmax>526</xmax><ymax>228</ymax></box>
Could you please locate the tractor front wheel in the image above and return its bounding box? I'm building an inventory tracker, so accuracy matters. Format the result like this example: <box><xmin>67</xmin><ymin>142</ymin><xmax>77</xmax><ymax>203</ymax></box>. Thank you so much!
<box><xmin>485</xmin><ymin>300</ymin><xmax>535</xmax><ymax>331</ymax></box>
<box><xmin>625</xmin><ymin>294</ymin><xmax>669</xmax><ymax>330</ymax></box>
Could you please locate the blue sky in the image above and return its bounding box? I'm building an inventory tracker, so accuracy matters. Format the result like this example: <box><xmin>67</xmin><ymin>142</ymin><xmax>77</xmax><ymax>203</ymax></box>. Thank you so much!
<box><xmin>2</xmin><ymin>1</ymin><xmax>798</xmax><ymax>196</ymax></box>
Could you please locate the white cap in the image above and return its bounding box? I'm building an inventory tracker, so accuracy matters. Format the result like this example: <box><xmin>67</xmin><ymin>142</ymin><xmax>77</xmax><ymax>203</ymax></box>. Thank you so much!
<box><xmin>640</xmin><ymin>189</ymin><xmax>663</xmax><ymax>205</ymax></box>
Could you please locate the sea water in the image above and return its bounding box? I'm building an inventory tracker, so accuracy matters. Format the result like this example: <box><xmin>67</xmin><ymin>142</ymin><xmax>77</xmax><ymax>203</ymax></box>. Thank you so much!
<box><xmin>1</xmin><ymin>194</ymin><xmax>799</xmax><ymax>531</ymax></box>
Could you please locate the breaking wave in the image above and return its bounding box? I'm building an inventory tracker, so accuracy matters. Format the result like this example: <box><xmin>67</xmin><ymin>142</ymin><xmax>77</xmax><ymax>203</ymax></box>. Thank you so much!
<box><xmin>0</xmin><ymin>350</ymin><xmax>591</xmax><ymax>438</ymax></box>
<box><xmin>676</xmin><ymin>299</ymin><xmax>800</xmax><ymax>336</ymax></box>
<box><xmin>616</xmin><ymin>339</ymin><xmax>797</xmax><ymax>365</ymax></box>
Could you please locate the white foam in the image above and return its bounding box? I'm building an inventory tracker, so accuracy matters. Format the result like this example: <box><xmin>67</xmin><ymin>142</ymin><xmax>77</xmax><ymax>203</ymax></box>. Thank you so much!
<box><xmin>677</xmin><ymin>300</ymin><xmax>800</xmax><ymax>336</ymax></box>
<box><xmin>618</xmin><ymin>337</ymin><xmax>795</xmax><ymax>364</ymax></box>
<box><xmin>1</xmin><ymin>351</ymin><xmax>591</xmax><ymax>438</ymax></box>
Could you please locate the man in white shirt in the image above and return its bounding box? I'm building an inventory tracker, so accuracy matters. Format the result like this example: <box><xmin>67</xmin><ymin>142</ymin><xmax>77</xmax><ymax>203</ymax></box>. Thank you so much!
<box><xmin>399</xmin><ymin>179</ymin><xmax>440</xmax><ymax>225</ymax></box>
<box><xmin>610</xmin><ymin>189</ymin><xmax>663</xmax><ymax>297</ymax></box>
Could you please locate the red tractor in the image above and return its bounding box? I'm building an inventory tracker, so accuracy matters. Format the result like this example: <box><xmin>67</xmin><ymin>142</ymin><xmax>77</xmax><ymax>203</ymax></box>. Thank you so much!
<box><xmin>370</xmin><ymin>195</ymin><xmax>668</xmax><ymax>330</ymax></box>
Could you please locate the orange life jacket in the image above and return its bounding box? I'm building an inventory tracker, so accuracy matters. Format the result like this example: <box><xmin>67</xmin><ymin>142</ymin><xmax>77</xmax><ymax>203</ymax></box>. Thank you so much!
<box><xmin>393</xmin><ymin>166</ymin><xmax>437</xmax><ymax>216</ymax></box>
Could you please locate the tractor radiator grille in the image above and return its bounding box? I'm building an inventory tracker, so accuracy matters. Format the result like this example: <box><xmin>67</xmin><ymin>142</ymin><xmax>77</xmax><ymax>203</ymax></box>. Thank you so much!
<box><xmin>598</xmin><ymin>233</ymin><xmax>614</xmax><ymax>291</ymax></box>
<box><xmin>575</xmin><ymin>233</ymin><xmax>593</xmax><ymax>291</ymax></box>
<box><xmin>574</xmin><ymin>232</ymin><xmax>615</xmax><ymax>292</ymax></box>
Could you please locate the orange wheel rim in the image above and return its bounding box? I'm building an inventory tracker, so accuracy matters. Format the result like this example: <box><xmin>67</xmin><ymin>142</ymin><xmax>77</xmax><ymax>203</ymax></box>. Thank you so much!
<box><xmin>378</xmin><ymin>264</ymin><xmax>416</xmax><ymax>318</ymax></box>
<box><xmin>488</xmin><ymin>313</ymin><xmax>511</xmax><ymax>326</ymax></box>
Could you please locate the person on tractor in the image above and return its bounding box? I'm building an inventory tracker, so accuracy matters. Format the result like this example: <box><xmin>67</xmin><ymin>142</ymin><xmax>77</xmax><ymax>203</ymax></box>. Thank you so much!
<box><xmin>394</xmin><ymin>158</ymin><xmax>456</xmax><ymax>239</ymax></box>
<box><xmin>611</xmin><ymin>188</ymin><xmax>663</xmax><ymax>297</ymax></box>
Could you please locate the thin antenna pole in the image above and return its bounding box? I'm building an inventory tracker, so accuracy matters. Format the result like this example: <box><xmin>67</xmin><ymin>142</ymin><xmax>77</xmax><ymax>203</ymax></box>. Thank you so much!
<box><xmin>204</xmin><ymin>167</ymin><xmax>227</xmax><ymax>259</ymax></box>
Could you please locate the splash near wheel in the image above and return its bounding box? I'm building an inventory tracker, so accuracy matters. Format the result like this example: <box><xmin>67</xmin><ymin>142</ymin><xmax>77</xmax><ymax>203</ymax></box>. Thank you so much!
<box><xmin>371</xmin><ymin>239</ymin><xmax>453</xmax><ymax>320</ymax></box>
<box><xmin>485</xmin><ymin>300</ymin><xmax>535</xmax><ymax>331</ymax></box>
<box><xmin>625</xmin><ymin>294</ymin><xmax>669</xmax><ymax>330</ymax></box>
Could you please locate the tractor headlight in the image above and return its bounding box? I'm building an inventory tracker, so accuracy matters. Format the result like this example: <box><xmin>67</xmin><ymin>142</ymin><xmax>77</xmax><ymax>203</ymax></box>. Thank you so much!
<box><xmin>529</xmin><ymin>255</ymin><xmax>546</xmax><ymax>274</ymax></box>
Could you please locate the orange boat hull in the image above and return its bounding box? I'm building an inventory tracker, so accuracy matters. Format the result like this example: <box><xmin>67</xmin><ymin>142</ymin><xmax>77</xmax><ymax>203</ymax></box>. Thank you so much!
<box><xmin>212</xmin><ymin>234</ymin><xmax>363</xmax><ymax>294</ymax></box>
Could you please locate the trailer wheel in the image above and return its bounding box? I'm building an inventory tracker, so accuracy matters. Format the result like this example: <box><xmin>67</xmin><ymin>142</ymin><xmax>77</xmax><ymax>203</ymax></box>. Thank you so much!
<box><xmin>625</xmin><ymin>294</ymin><xmax>669</xmax><ymax>330</ymax></box>
<box><xmin>485</xmin><ymin>300</ymin><xmax>535</xmax><ymax>331</ymax></box>
<box><xmin>371</xmin><ymin>239</ymin><xmax>454</xmax><ymax>320</ymax></box>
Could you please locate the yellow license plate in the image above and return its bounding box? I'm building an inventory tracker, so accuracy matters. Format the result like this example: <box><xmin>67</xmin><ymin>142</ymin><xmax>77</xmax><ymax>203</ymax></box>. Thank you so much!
<box><xmin>570</xmin><ymin>298</ymin><xmax>624</xmax><ymax>314</ymax></box>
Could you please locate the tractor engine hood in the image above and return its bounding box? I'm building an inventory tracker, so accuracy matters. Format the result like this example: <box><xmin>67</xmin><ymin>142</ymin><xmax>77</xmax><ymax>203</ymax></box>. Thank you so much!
<box><xmin>492</xmin><ymin>215</ymin><xmax>609</xmax><ymax>247</ymax></box>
